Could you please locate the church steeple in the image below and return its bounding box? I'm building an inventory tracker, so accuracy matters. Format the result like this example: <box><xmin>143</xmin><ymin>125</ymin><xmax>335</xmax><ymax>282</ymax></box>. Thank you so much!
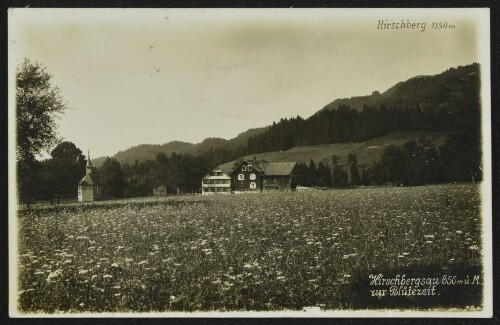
<box><xmin>86</xmin><ymin>150</ymin><xmax>93</xmax><ymax>175</ymax></box>
<box><xmin>79</xmin><ymin>149</ymin><xmax>101</xmax><ymax>202</ymax></box>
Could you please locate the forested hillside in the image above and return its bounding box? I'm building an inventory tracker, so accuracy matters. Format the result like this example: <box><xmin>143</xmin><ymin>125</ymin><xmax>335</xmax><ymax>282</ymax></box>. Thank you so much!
<box><xmin>246</xmin><ymin>63</ymin><xmax>480</xmax><ymax>154</ymax></box>
<box><xmin>95</xmin><ymin>63</ymin><xmax>480</xmax><ymax>168</ymax></box>
<box><xmin>322</xmin><ymin>63</ymin><xmax>479</xmax><ymax>111</ymax></box>
<box><xmin>88</xmin><ymin>63</ymin><xmax>482</xmax><ymax>196</ymax></box>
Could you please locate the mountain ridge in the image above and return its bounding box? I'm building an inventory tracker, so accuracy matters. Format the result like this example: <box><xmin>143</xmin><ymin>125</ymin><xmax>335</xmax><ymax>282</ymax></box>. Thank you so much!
<box><xmin>93</xmin><ymin>126</ymin><xmax>268</xmax><ymax>167</ymax></box>
<box><xmin>93</xmin><ymin>63</ymin><xmax>479</xmax><ymax>168</ymax></box>
<box><xmin>320</xmin><ymin>63</ymin><xmax>478</xmax><ymax>112</ymax></box>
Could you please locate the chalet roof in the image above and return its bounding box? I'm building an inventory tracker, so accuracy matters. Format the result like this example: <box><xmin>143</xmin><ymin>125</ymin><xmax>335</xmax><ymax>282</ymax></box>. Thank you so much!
<box><xmin>230</xmin><ymin>159</ymin><xmax>264</xmax><ymax>175</ymax></box>
<box><xmin>260</xmin><ymin>162</ymin><xmax>297</xmax><ymax>176</ymax></box>
<box><xmin>203</xmin><ymin>174</ymin><xmax>231</xmax><ymax>180</ymax></box>
<box><xmin>204</xmin><ymin>175</ymin><xmax>231</xmax><ymax>180</ymax></box>
<box><xmin>79</xmin><ymin>173</ymin><xmax>99</xmax><ymax>186</ymax></box>
<box><xmin>219</xmin><ymin>165</ymin><xmax>234</xmax><ymax>175</ymax></box>
<box><xmin>246</xmin><ymin>160</ymin><xmax>265</xmax><ymax>173</ymax></box>
<box><xmin>203</xmin><ymin>167</ymin><xmax>231</xmax><ymax>179</ymax></box>
<box><xmin>228</xmin><ymin>159</ymin><xmax>297</xmax><ymax>176</ymax></box>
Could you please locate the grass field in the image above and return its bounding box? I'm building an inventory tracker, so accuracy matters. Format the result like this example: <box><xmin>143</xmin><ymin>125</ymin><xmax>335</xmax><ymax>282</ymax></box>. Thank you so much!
<box><xmin>16</xmin><ymin>183</ymin><xmax>483</xmax><ymax>313</ymax></box>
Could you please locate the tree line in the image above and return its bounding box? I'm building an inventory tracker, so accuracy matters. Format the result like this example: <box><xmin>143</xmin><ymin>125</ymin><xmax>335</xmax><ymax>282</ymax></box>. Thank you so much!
<box><xmin>16</xmin><ymin>58</ymin><xmax>482</xmax><ymax>204</ymax></box>
<box><xmin>293</xmin><ymin>132</ymin><xmax>481</xmax><ymax>189</ymax></box>
<box><xmin>28</xmin><ymin>129</ymin><xmax>481</xmax><ymax>203</ymax></box>
<box><xmin>23</xmin><ymin>141</ymin><xmax>219</xmax><ymax>201</ymax></box>
<box><xmin>246</xmin><ymin>102</ymin><xmax>480</xmax><ymax>154</ymax></box>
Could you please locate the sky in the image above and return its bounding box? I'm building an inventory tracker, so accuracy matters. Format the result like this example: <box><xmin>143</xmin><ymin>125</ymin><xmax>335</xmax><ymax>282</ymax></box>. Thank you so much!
<box><xmin>8</xmin><ymin>8</ymin><xmax>485</xmax><ymax>158</ymax></box>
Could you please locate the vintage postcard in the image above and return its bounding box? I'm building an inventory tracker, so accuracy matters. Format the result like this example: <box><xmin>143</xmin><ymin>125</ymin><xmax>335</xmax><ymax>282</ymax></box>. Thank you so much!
<box><xmin>8</xmin><ymin>8</ymin><xmax>492</xmax><ymax>317</ymax></box>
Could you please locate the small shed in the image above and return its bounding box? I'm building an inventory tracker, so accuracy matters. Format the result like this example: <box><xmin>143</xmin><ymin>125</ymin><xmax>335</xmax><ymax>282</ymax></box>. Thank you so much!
<box><xmin>153</xmin><ymin>183</ymin><xmax>168</xmax><ymax>196</ymax></box>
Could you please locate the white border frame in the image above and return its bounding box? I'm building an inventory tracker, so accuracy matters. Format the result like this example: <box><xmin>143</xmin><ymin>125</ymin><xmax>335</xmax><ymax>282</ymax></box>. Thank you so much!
<box><xmin>8</xmin><ymin>7</ymin><xmax>492</xmax><ymax>318</ymax></box>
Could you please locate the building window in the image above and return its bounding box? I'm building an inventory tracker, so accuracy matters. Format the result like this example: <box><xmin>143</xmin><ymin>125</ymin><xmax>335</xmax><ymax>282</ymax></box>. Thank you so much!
<box><xmin>242</xmin><ymin>165</ymin><xmax>247</xmax><ymax>171</ymax></box>
<box><xmin>250</xmin><ymin>182</ymin><xmax>256</xmax><ymax>189</ymax></box>
<box><xmin>238</xmin><ymin>174</ymin><xmax>244</xmax><ymax>180</ymax></box>
<box><xmin>250</xmin><ymin>173</ymin><xmax>256</xmax><ymax>180</ymax></box>
<box><xmin>248</xmin><ymin>165</ymin><xmax>252</xmax><ymax>171</ymax></box>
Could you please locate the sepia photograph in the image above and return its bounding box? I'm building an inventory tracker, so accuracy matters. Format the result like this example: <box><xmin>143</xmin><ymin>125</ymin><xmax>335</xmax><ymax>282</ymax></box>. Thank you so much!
<box><xmin>8</xmin><ymin>8</ymin><xmax>492</xmax><ymax>317</ymax></box>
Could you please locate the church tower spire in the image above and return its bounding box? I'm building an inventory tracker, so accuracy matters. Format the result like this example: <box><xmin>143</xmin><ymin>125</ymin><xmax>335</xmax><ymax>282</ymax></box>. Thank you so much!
<box><xmin>79</xmin><ymin>149</ymin><xmax>102</xmax><ymax>202</ymax></box>
<box><xmin>86</xmin><ymin>150</ymin><xmax>93</xmax><ymax>175</ymax></box>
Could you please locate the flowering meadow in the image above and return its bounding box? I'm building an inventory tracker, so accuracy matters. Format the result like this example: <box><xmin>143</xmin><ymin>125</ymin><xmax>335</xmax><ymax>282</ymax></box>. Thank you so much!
<box><xmin>16</xmin><ymin>183</ymin><xmax>483</xmax><ymax>313</ymax></box>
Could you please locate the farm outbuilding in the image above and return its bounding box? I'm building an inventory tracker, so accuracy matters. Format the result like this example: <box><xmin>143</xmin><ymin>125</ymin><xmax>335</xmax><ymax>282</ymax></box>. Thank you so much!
<box><xmin>78</xmin><ymin>151</ymin><xmax>102</xmax><ymax>202</ymax></box>
<box><xmin>260</xmin><ymin>162</ymin><xmax>298</xmax><ymax>191</ymax></box>
<box><xmin>153</xmin><ymin>183</ymin><xmax>168</xmax><ymax>195</ymax></box>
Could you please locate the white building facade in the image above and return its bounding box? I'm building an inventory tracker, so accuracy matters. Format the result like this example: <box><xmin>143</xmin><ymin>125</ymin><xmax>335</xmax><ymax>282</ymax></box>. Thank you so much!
<box><xmin>201</xmin><ymin>168</ymin><xmax>231</xmax><ymax>195</ymax></box>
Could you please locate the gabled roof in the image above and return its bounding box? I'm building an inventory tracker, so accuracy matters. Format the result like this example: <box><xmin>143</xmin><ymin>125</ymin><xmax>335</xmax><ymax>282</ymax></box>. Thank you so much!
<box><xmin>229</xmin><ymin>159</ymin><xmax>297</xmax><ymax>176</ymax></box>
<box><xmin>260</xmin><ymin>162</ymin><xmax>297</xmax><ymax>176</ymax></box>
<box><xmin>203</xmin><ymin>173</ymin><xmax>231</xmax><ymax>180</ymax></box>
<box><xmin>247</xmin><ymin>160</ymin><xmax>265</xmax><ymax>173</ymax></box>
<box><xmin>204</xmin><ymin>175</ymin><xmax>231</xmax><ymax>180</ymax></box>
<box><xmin>153</xmin><ymin>181</ymin><xmax>167</xmax><ymax>188</ymax></box>
<box><xmin>203</xmin><ymin>167</ymin><xmax>231</xmax><ymax>179</ymax></box>
<box><xmin>79</xmin><ymin>173</ymin><xmax>98</xmax><ymax>186</ymax></box>
<box><xmin>229</xmin><ymin>159</ymin><xmax>265</xmax><ymax>175</ymax></box>
<box><xmin>219</xmin><ymin>165</ymin><xmax>234</xmax><ymax>175</ymax></box>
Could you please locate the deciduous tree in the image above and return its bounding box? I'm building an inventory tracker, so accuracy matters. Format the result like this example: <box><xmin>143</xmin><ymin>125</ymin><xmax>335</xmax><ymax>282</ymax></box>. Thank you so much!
<box><xmin>16</xmin><ymin>58</ymin><xmax>67</xmax><ymax>204</ymax></box>
<box><xmin>42</xmin><ymin>142</ymin><xmax>86</xmax><ymax>200</ymax></box>
<box><xmin>99</xmin><ymin>158</ymin><xmax>126</xmax><ymax>198</ymax></box>
<box><xmin>16</xmin><ymin>58</ymin><xmax>67</xmax><ymax>162</ymax></box>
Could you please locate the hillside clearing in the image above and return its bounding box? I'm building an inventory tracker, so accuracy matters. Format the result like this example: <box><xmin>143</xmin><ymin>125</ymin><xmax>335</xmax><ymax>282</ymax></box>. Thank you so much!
<box><xmin>219</xmin><ymin>131</ymin><xmax>447</xmax><ymax>171</ymax></box>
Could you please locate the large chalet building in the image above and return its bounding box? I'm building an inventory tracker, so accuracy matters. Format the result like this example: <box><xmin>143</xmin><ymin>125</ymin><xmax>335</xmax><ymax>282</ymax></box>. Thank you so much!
<box><xmin>230</xmin><ymin>158</ymin><xmax>298</xmax><ymax>192</ymax></box>
<box><xmin>201</xmin><ymin>159</ymin><xmax>299</xmax><ymax>194</ymax></box>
